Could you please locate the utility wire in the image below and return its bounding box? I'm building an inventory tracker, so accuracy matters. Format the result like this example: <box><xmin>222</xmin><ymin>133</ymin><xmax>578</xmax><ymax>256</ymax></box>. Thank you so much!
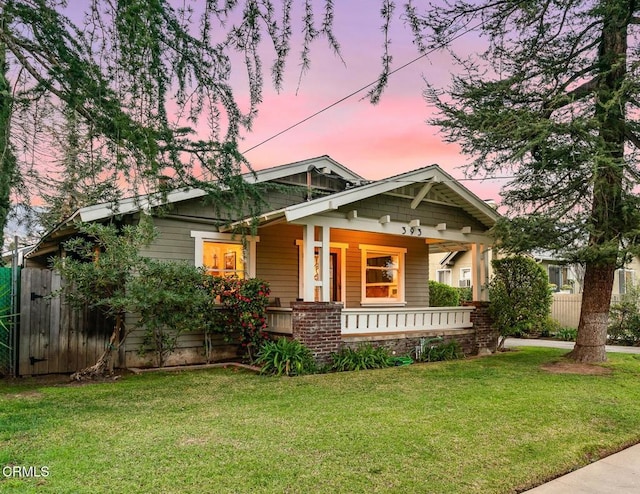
<box><xmin>241</xmin><ymin>18</ymin><xmax>487</xmax><ymax>155</ymax></box>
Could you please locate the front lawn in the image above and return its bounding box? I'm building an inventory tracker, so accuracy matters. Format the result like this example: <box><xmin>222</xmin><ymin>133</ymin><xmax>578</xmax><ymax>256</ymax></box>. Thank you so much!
<box><xmin>2</xmin><ymin>347</ymin><xmax>640</xmax><ymax>493</ymax></box>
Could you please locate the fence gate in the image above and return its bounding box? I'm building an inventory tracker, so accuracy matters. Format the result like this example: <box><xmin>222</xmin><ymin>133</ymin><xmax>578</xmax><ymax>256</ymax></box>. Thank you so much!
<box><xmin>19</xmin><ymin>268</ymin><xmax>114</xmax><ymax>376</ymax></box>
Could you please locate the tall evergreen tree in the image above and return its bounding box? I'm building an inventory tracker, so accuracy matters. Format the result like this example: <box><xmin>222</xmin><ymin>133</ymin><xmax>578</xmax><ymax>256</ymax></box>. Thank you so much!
<box><xmin>415</xmin><ymin>0</ymin><xmax>640</xmax><ymax>362</ymax></box>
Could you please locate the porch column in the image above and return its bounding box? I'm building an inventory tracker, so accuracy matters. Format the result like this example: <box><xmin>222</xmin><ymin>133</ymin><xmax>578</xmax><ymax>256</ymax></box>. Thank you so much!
<box><xmin>471</xmin><ymin>243</ymin><xmax>488</xmax><ymax>301</ymax></box>
<box><xmin>291</xmin><ymin>301</ymin><xmax>342</xmax><ymax>365</ymax></box>
<box><xmin>302</xmin><ymin>224</ymin><xmax>316</xmax><ymax>301</ymax></box>
<box><xmin>320</xmin><ymin>225</ymin><xmax>330</xmax><ymax>302</ymax></box>
<box><xmin>302</xmin><ymin>224</ymin><xmax>331</xmax><ymax>302</ymax></box>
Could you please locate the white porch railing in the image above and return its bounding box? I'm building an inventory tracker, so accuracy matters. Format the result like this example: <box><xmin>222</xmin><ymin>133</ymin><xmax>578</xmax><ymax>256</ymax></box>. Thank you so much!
<box><xmin>341</xmin><ymin>307</ymin><xmax>474</xmax><ymax>336</ymax></box>
<box><xmin>266</xmin><ymin>306</ymin><xmax>475</xmax><ymax>337</ymax></box>
<box><xmin>265</xmin><ymin>307</ymin><xmax>293</xmax><ymax>335</ymax></box>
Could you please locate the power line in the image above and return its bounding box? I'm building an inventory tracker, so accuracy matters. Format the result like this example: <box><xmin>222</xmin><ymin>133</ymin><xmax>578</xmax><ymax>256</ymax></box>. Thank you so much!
<box><xmin>241</xmin><ymin>18</ymin><xmax>487</xmax><ymax>155</ymax></box>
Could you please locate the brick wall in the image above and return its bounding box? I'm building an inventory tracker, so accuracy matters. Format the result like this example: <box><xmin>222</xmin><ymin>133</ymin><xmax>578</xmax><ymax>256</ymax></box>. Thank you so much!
<box><xmin>290</xmin><ymin>302</ymin><xmax>496</xmax><ymax>365</ymax></box>
<box><xmin>464</xmin><ymin>301</ymin><xmax>498</xmax><ymax>355</ymax></box>
<box><xmin>342</xmin><ymin>330</ymin><xmax>476</xmax><ymax>358</ymax></box>
<box><xmin>291</xmin><ymin>302</ymin><xmax>342</xmax><ymax>365</ymax></box>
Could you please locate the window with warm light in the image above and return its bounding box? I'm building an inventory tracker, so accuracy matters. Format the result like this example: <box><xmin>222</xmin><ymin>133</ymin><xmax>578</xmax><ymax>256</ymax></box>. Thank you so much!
<box><xmin>202</xmin><ymin>241</ymin><xmax>245</xmax><ymax>278</ymax></box>
<box><xmin>360</xmin><ymin>245</ymin><xmax>406</xmax><ymax>305</ymax></box>
<box><xmin>191</xmin><ymin>231</ymin><xmax>259</xmax><ymax>279</ymax></box>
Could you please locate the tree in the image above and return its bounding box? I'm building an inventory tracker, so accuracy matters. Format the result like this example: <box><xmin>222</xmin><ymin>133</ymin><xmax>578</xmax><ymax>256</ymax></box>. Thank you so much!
<box><xmin>488</xmin><ymin>256</ymin><xmax>553</xmax><ymax>350</ymax></box>
<box><xmin>416</xmin><ymin>0</ymin><xmax>640</xmax><ymax>362</ymax></box>
<box><xmin>53</xmin><ymin>216</ymin><xmax>156</xmax><ymax>379</ymax></box>
<box><xmin>0</xmin><ymin>0</ymin><xmax>342</xmax><ymax>242</ymax></box>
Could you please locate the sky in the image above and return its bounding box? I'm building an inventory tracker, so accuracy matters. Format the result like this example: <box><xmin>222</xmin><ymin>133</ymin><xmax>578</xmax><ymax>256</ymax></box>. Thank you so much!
<box><xmin>228</xmin><ymin>1</ymin><xmax>508</xmax><ymax>206</ymax></box>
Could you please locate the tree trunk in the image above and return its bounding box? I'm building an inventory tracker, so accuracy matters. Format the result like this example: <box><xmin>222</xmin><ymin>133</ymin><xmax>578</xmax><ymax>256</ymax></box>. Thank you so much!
<box><xmin>70</xmin><ymin>328</ymin><xmax>117</xmax><ymax>381</ymax></box>
<box><xmin>568</xmin><ymin>263</ymin><xmax>614</xmax><ymax>362</ymax></box>
<box><xmin>70</xmin><ymin>314</ymin><xmax>122</xmax><ymax>381</ymax></box>
<box><xmin>568</xmin><ymin>0</ymin><xmax>629</xmax><ymax>363</ymax></box>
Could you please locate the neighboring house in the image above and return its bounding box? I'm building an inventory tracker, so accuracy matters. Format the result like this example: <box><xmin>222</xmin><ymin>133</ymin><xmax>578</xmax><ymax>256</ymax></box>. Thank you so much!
<box><xmin>533</xmin><ymin>251</ymin><xmax>639</xmax><ymax>295</ymax></box>
<box><xmin>429</xmin><ymin>249</ymin><xmax>494</xmax><ymax>291</ymax></box>
<box><xmin>538</xmin><ymin>251</ymin><xmax>640</xmax><ymax>328</ymax></box>
<box><xmin>21</xmin><ymin>156</ymin><xmax>500</xmax><ymax>374</ymax></box>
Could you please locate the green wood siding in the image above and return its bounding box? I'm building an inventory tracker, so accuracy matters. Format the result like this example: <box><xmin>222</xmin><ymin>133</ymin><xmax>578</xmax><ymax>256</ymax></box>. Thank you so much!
<box><xmin>337</xmin><ymin>194</ymin><xmax>487</xmax><ymax>231</ymax></box>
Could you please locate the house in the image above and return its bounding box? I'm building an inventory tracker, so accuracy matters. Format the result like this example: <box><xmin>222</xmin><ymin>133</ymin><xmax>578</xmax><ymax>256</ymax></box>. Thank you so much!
<box><xmin>429</xmin><ymin>249</ymin><xmax>493</xmax><ymax>291</ymax></box>
<box><xmin>20</xmin><ymin>156</ymin><xmax>500</xmax><ymax>374</ymax></box>
<box><xmin>533</xmin><ymin>250</ymin><xmax>639</xmax><ymax>328</ymax></box>
<box><xmin>533</xmin><ymin>250</ymin><xmax>639</xmax><ymax>295</ymax></box>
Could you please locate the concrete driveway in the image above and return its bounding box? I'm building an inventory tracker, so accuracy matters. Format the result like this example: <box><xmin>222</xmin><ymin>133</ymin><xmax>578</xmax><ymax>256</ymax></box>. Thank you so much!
<box><xmin>504</xmin><ymin>338</ymin><xmax>640</xmax><ymax>354</ymax></box>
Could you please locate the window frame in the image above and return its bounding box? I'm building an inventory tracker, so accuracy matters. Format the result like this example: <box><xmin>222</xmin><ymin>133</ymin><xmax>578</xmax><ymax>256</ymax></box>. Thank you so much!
<box><xmin>436</xmin><ymin>269</ymin><xmax>452</xmax><ymax>286</ymax></box>
<box><xmin>359</xmin><ymin>244</ymin><xmax>406</xmax><ymax>306</ymax></box>
<box><xmin>617</xmin><ymin>268</ymin><xmax>635</xmax><ymax>295</ymax></box>
<box><xmin>191</xmin><ymin>231</ymin><xmax>260</xmax><ymax>278</ymax></box>
<box><xmin>459</xmin><ymin>267</ymin><xmax>472</xmax><ymax>288</ymax></box>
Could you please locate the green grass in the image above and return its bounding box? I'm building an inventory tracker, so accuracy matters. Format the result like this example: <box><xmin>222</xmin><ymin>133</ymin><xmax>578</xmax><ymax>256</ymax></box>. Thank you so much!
<box><xmin>2</xmin><ymin>347</ymin><xmax>640</xmax><ymax>493</ymax></box>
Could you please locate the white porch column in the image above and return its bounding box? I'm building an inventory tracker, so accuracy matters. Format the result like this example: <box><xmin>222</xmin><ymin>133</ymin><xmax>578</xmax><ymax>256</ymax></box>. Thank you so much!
<box><xmin>302</xmin><ymin>224</ymin><xmax>331</xmax><ymax>301</ymax></box>
<box><xmin>320</xmin><ymin>226</ymin><xmax>330</xmax><ymax>302</ymax></box>
<box><xmin>471</xmin><ymin>243</ymin><xmax>488</xmax><ymax>301</ymax></box>
<box><xmin>302</xmin><ymin>223</ymin><xmax>316</xmax><ymax>301</ymax></box>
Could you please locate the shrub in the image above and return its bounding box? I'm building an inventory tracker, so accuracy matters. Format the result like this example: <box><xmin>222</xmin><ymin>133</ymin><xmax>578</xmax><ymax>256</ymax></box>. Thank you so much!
<box><xmin>489</xmin><ymin>256</ymin><xmax>552</xmax><ymax>348</ymax></box>
<box><xmin>540</xmin><ymin>317</ymin><xmax>562</xmax><ymax>337</ymax></box>
<box><xmin>207</xmin><ymin>276</ymin><xmax>271</xmax><ymax>361</ymax></box>
<box><xmin>429</xmin><ymin>280</ymin><xmax>460</xmax><ymax>307</ymax></box>
<box><xmin>129</xmin><ymin>261</ymin><xmax>212</xmax><ymax>367</ymax></box>
<box><xmin>554</xmin><ymin>327</ymin><xmax>577</xmax><ymax>341</ymax></box>
<box><xmin>415</xmin><ymin>337</ymin><xmax>464</xmax><ymax>362</ymax></box>
<box><xmin>255</xmin><ymin>338</ymin><xmax>316</xmax><ymax>376</ymax></box>
<box><xmin>457</xmin><ymin>287</ymin><xmax>473</xmax><ymax>304</ymax></box>
<box><xmin>608</xmin><ymin>285</ymin><xmax>640</xmax><ymax>345</ymax></box>
<box><xmin>331</xmin><ymin>344</ymin><xmax>392</xmax><ymax>372</ymax></box>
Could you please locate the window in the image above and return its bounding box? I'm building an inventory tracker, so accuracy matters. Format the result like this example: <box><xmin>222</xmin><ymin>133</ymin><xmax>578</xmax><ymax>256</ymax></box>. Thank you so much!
<box><xmin>191</xmin><ymin>231</ymin><xmax>259</xmax><ymax>278</ymax></box>
<box><xmin>459</xmin><ymin>268</ymin><xmax>471</xmax><ymax>288</ymax></box>
<box><xmin>436</xmin><ymin>269</ymin><xmax>452</xmax><ymax>286</ymax></box>
<box><xmin>548</xmin><ymin>265</ymin><xmax>569</xmax><ymax>291</ymax></box>
<box><xmin>360</xmin><ymin>245</ymin><xmax>406</xmax><ymax>305</ymax></box>
<box><xmin>203</xmin><ymin>242</ymin><xmax>245</xmax><ymax>277</ymax></box>
<box><xmin>617</xmin><ymin>269</ymin><xmax>635</xmax><ymax>295</ymax></box>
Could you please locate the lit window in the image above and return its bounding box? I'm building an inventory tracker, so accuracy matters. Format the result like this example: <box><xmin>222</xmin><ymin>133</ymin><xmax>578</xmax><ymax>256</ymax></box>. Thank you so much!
<box><xmin>203</xmin><ymin>242</ymin><xmax>245</xmax><ymax>278</ymax></box>
<box><xmin>359</xmin><ymin>245</ymin><xmax>406</xmax><ymax>305</ymax></box>
<box><xmin>191</xmin><ymin>231</ymin><xmax>259</xmax><ymax>278</ymax></box>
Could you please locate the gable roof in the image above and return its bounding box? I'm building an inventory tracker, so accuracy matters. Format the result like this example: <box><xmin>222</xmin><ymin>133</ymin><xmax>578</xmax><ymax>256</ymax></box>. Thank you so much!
<box><xmin>72</xmin><ymin>155</ymin><xmax>363</xmax><ymax>225</ymax></box>
<box><xmin>27</xmin><ymin>157</ymin><xmax>499</xmax><ymax>260</ymax></box>
<box><xmin>25</xmin><ymin>156</ymin><xmax>363</xmax><ymax>259</ymax></box>
<box><xmin>283</xmin><ymin>164</ymin><xmax>499</xmax><ymax>228</ymax></box>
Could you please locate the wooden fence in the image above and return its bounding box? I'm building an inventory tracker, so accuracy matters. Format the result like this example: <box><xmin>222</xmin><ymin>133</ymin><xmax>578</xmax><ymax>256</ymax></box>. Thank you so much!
<box><xmin>19</xmin><ymin>268</ymin><xmax>115</xmax><ymax>376</ymax></box>
<box><xmin>551</xmin><ymin>293</ymin><xmax>622</xmax><ymax>328</ymax></box>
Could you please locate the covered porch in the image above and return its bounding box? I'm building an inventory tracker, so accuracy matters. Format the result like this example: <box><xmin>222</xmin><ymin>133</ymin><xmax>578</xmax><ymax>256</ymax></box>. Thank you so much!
<box><xmin>245</xmin><ymin>164</ymin><xmax>499</xmax><ymax>360</ymax></box>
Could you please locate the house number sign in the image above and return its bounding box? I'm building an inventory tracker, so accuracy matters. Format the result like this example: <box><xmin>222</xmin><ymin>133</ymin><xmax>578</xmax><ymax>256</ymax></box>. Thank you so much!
<box><xmin>401</xmin><ymin>226</ymin><xmax>422</xmax><ymax>236</ymax></box>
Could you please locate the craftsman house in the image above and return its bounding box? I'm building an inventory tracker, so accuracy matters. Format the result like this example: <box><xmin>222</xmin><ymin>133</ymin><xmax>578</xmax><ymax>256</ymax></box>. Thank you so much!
<box><xmin>21</xmin><ymin>156</ymin><xmax>499</xmax><ymax>374</ymax></box>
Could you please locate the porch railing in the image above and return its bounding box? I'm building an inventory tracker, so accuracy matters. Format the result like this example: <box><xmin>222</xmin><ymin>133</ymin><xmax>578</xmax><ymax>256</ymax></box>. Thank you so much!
<box><xmin>265</xmin><ymin>307</ymin><xmax>293</xmax><ymax>335</ymax></box>
<box><xmin>341</xmin><ymin>307</ymin><xmax>474</xmax><ymax>336</ymax></box>
<box><xmin>266</xmin><ymin>306</ymin><xmax>475</xmax><ymax>337</ymax></box>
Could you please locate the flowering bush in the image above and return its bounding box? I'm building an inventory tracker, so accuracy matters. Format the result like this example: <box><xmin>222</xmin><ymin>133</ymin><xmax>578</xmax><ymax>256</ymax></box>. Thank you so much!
<box><xmin>206</xmin><ymin>276</ymin><xmax>271</xmax><ymax>361</ymax></box>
